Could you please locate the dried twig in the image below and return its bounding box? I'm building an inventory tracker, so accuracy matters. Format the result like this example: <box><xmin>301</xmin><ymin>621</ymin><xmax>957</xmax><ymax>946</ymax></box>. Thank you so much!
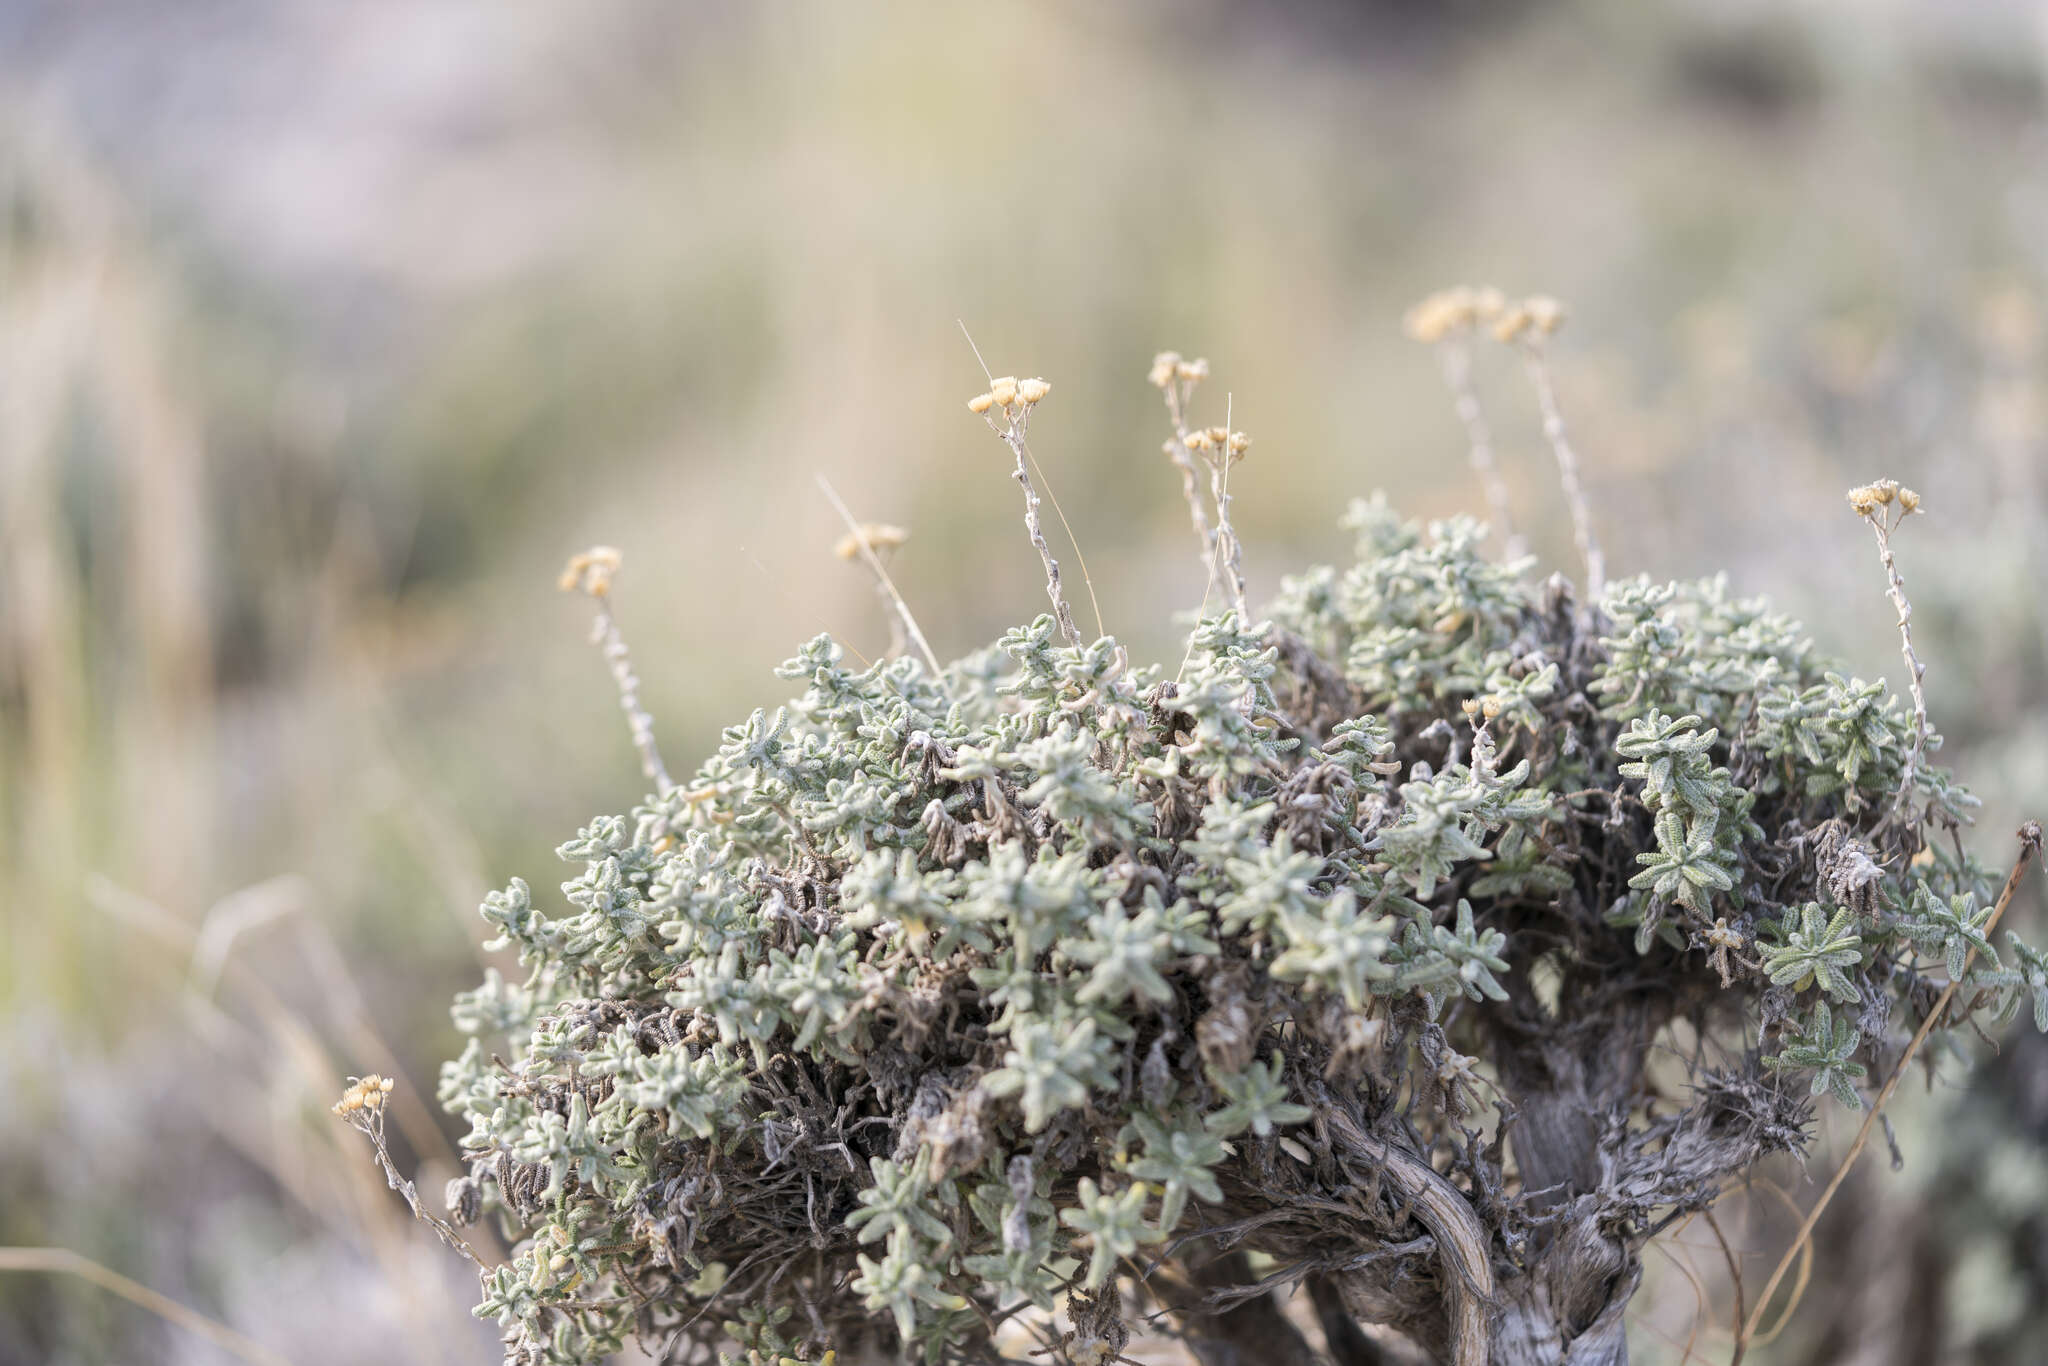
<box><xmin>1735</xmin><ymin>820</ymin><xmax>2043</xmax><ymax>1355</ymax></box>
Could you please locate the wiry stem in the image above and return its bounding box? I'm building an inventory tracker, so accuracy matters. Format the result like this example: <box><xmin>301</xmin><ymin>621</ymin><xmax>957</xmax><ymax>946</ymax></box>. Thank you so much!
<box><xmin>815</xmin><ymin>475</ymin><xmax>944</xmax><ymax>677</ymax></box>
<box><xmin>1162</xmin><ymin>380</ymin><xmax>1219</xmax><ymax>585</ymax></box>
<box><xmin>998</xmin><ymin>410</ymin><xmax>1082</xmax><ymax>647</ymax></box>
<box><xmin>1206</xmin><ymin>441</ymin><xmax>1249</xmax><ymax>618</ymax></box>
<box><xmin>1866</xmin><ymin>508</ymin><xmax>1929</xmax><ymax>817</ymax></box>
<box><xmin>1437</xmin><ymin>338</ymin><xmax>1522</xmax><ymax>559</ymax></box>
<box><xmin>561</xmin><ymin>548</ymin><xmax>673</xmax><ymax>795</ymax></box>
<box><xmin>1519</xmin><ymin>343</ymin><xmax>1604</xmax><ymax>602</ymax></box>
<box><xmin>593</xmin><ymin>598</ymin><xmax>672</xmax><ymax>794</ymax></box>
<box><xmin>1736</xmin><ymin>822</ymin><xmax>2043</xmax><ymax>1354</ymax></box>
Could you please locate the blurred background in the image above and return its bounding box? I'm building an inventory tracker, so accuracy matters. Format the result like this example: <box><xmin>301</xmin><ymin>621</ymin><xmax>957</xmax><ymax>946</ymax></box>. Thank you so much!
<box><xmin>3</xmin><ymin>1</ymin><xmax>2046</xmax><ymax>1362</ymax></box>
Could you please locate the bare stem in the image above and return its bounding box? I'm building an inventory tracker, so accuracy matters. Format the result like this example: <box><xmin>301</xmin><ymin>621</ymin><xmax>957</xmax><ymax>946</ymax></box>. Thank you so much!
<box><xmin>560</xmin><ymin>548</ymin><xmax>673</xmax><ymax>795</ymax></box>
<box><xmin>1866</xmin><ymin>509</ymin><xmax>1930</xmax><ymax>817</ymax></box>
<box><xmin>1437</xmin><ymin>337</ymin><xmax>1522</xmax><ymax>559</ymax></box>
<box><xmin>1162</xmin><ymin>382</ymin><xmax>1219</xmax><ymax>583</ymax></box>
<box><xmin>1519</xmin><ymin>343</ymin><xmax>1604</xmax><ymax>601</ymax></box>
<box><xmin>815</xmin><ymin>474</ymin><xmax>944</xmax><ymax>677</ymax></box>
<box><xmin>1205</xmin><ymin>447</ymin><xmax>1249</xmax><ymax>620</ymax></box>
<box><xmin>997</xmin><ymin>411</ymin><xmax>1082</xmax><ymax>647</ymax></box>
<box><xmin>338</xmin><ymin>1097</ymin><xmax>490</xmax><ymax>1271</ymax></box>
<box><xmin>592</xmin><ymin>598</ymin><xmax>673</xmax><ymax>795</ymax></box>
<box><xmin>1735</xmin><ymin>821</ymin><xmax>2043</xmax><ymax>1353</ymax></box>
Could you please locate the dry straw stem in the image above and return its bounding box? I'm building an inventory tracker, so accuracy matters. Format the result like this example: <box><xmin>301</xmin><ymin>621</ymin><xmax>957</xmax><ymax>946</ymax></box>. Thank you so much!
<box><xmin>0</xmin><ymin>1246</ymin><xmax>291</xmax><ymax>1366</ymax></box>
<box><xmin>560</xmin><ymin>548</ymin><xmax>673</xmax><ymax>794</ymax></box>
<box><xmin>1405</xmin><ymin>287</ymin><xmax>1523</xmax><ymax>558</ymax></box>
<box><xmin>1735</xmin><ymin>819</ymin><xmax>2044</xmax><ymax>1357</ymax></box>
<box><xmin>815</xmin><ymin>475</ymin><xmax>943</xmax><ymax>677</ymax></box>
<box><xmin>1846</xmin><ymin>480</ymin><xmax>1930</xmax><ymax>819</ymax></box>
<box><xmin>1496</xmin><ymin>297</ymin><xmax>1604</xmax><ymax>600</ymax></box>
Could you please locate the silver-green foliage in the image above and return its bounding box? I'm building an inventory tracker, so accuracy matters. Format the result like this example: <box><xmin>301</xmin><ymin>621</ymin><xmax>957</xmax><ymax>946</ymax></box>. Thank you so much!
<box><xmin>436</xmin><ymin>504</ymin><xmax>2030</xmax><ymax>1365</ymax></box>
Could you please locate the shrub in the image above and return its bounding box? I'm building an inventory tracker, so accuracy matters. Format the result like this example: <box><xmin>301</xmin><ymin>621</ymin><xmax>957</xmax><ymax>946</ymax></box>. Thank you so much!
<box><xmin>347</xmin><ymin>296</ymin><xmax>2043</xmax><ymax>1366</ymax></box>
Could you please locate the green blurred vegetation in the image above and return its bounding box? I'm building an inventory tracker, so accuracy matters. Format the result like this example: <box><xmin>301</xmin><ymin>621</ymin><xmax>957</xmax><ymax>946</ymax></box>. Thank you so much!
<box><xmin>2</xmin><ymin>1</ymin><xmax>2045</xmax><ymax>1362</ymax></box>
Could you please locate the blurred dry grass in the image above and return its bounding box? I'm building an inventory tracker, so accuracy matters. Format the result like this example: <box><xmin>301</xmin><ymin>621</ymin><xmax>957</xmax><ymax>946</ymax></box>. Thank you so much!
<box><xmin>2</xmin><ymin>2</ymin><xmax>2047</xmax><ymax>1362</ymax></box>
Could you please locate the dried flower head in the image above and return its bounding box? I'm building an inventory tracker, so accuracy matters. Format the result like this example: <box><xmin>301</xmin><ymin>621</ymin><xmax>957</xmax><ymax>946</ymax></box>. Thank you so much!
<box><xmin>1404</xmin><ymin>289</ymin><xmax>1468</xmax><ymax>344</ymax></box>
<box><xmin>989</xmin><ymin>376</ymin><xmax>1019</xmax><ymax>409</ymax></box>
<box><xmin>1176</xmin><ymin>357</ymin><xmax>1210</xmax><ymax>383</ymax></box>
<box><xmin>833</xmin><ymin>523</ymin><xmax>909</xmax><ymax>561</ymax></box>
<box><xmin>558</xmin><ymin>546</ymin><xmax>623</xmax><ymax>598</ymax></box>
<box><xmin>1148</xmin><ymin>351</ymin><xmax>1182</xmax><ymax>388</ymax></box>
<box><xmin>1017</xmin><ymin>377</ymin><xmax>1051</xmax><ymax>405</ymax></box>
<box><xmin>1523</xmin><ymin>296</ymin><xmax>1566</xmax><ymax>336</ymax></box>
<box><xmin>332</xmin><ymin>1074</ymin><xmax>395</xmax><ymax>1116</ymax></box>
<box><xmin>1492</xmin><ymin>306</ymin><xmax>1533</xmax><ymax>344</ymax></box>
<box><xmin>968</xmin><ymin>392</ymin><xmax>995</xmax><ymax>414</ymax></box>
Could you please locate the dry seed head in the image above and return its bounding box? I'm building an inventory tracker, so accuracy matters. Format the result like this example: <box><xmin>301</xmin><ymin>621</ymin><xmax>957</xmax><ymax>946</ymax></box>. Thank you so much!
<box><xmin>1017</xmin><ymin>377</ymin><xmax>1051</xmax><ymax>405</ymax></box>
<box><xmin>1403</xmin><ymin>290</ymin><xmax>1460</xmax><ymax>344</ymax></box>
<box><xmin>1871</xmin><ymin>478</ymin><xmax>1899</xmax><ymax>506</ymax></box>
<box><xmin>1185</xmin><ymin>429</ymin><xmax>1215</xmax><ymax>452</ymax></box>
<box><xmin>1176</xmin><ymin>357</ymin><xmax>1210</xmax><ymax>383</ymax></box>
<box><xmin>1226</xmin><ymin>430</ymin><xmax>1250</xmax><ymax>457</ymax></box>
<box><xmin>1148</xmin><ymin>352</ymin><xmax>1181</xmax><ymax>388</ymax></box>
<box><xmin>1524</xmin><ymin>295</ymin><xmax>1566</xmax><ymax>335</ymax></box>
<box><xmin>1492</xmin><ymin>306</ymin><xmax>1534</xmax><ymax>344</ymax></box>
<box><xmin>1898</xmin><ymin>486</ymin><xmax>1921</xmax><ymax>514</ymax></box>
<box><xmin>1846</xmin><ymin>484</ymin><xmax>1882</xmax><ymax>517</ymax></box>
<box><xmin>559</xmin><ymin>546</ymin><xmax>623</xmax><ymax>598</ymax></box>
<box><xmin>967</xmin><ymin>392</ymin><xmax>994</xmax><ymax>414</ymax></box>
<box><xmin>833</xmin><ymin>523</ymin><xmax>909</xmax><ymax>561</ymax></box>
<box><xmin>989</xmin><ymin>376</ymin><xmax>1019</xmax><ymax>408</ymax></box>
